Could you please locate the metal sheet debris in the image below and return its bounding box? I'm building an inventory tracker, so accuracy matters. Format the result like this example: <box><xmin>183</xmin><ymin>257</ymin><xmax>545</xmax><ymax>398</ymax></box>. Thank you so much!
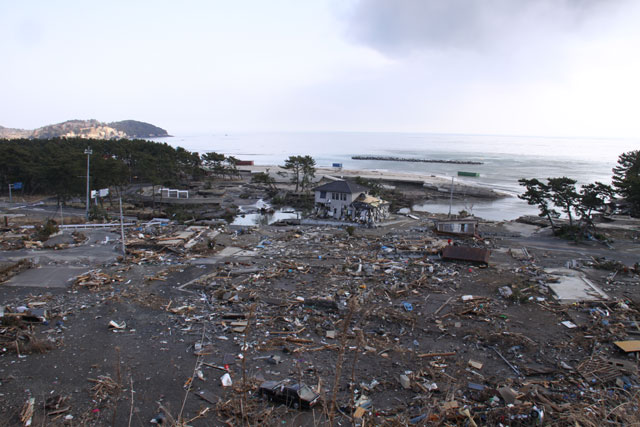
<box><xmin>442</xmin><ymin>246</ymin><xmax>490</xmax><ymax>264</ymax></box>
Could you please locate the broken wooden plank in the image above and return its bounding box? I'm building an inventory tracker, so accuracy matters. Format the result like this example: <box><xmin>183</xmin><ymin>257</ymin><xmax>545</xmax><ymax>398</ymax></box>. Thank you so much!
<box><xmin>434</xmin><ymin>296</ymin><xmax>453</xmax><ymax>316</ymax></box>
<box><xmin>614</xmin><ymin>340</ymin><xmax>640</xmax><ymax>353</ymax></box>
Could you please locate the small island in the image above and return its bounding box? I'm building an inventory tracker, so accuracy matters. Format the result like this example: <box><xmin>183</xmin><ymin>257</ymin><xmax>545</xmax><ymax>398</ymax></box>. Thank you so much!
<box><xmin>0</xmin><ymin>119</ymin><xmax>170</xmax><ymax>140</ymax></box>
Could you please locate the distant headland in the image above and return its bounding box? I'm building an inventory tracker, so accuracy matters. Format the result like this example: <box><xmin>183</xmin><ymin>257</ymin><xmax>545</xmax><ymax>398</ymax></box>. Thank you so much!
<box><xmin>0</xmin><ymin>119</ymin><xmax>170</xmax><ymax>140</ymax></box>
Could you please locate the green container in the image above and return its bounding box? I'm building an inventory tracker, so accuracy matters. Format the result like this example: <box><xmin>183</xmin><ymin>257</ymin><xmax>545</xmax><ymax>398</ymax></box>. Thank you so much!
<box><xmin>458</xmin><ymin>171</ymin><xmax>480</xmax><ymax>177</ymax></box>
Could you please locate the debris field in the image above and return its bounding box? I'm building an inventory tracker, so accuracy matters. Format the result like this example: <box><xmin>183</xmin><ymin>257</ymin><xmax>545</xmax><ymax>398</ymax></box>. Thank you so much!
<box><xmin>1</xmin><ymin>216</ymin><xmax>640</xmax><ymax>426</ymax></box>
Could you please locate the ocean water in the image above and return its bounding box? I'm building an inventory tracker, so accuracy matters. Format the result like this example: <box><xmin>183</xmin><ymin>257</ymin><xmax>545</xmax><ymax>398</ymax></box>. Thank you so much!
<box><xmin>154</xmin><ymin>132</ymin><xmax>637</xmax><ymax>221</ymax></box>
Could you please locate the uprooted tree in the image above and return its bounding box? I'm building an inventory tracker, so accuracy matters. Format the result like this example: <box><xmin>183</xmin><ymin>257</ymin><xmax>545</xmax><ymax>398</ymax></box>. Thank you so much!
<box><xmin>518</xmin><ymin>177</ymin><xmax>614</xmax><ymax>238</ymax></box>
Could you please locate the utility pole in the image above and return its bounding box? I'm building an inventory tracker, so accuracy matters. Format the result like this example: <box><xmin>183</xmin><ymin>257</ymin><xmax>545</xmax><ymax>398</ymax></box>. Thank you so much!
<box><xmin>119</xmin><ymin>196</ymin><xmax>126</xmax><ymax>258</ymax></box>
<box><xmin>448</xmin><ymin>176</ymin><xmax>454</xmax><ymax>218</ymax></box>
<box><xmin>84</xmin><ymin>147</ymin><xmax>92</xmax><ymax>219</ymax></box>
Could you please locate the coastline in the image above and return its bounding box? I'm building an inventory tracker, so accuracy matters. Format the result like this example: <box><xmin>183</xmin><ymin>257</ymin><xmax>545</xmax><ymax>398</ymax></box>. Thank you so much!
<box><xmin>238</xmin><ymin>165</ymin><xmax>507</xmax><ymax>199</ymax></box>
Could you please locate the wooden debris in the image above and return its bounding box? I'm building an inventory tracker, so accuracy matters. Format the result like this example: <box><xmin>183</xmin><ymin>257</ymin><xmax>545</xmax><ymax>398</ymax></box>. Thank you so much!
<box><xmin>614</xmin><ymin>340</ymin><xmax>640</xmax><ymax>352</ymax></box>
<box><xmin>88</xmin><ymin>375</ymin><xmax>120</xmax><ymax>402</ymax></box>
<box><xmin>434</xmin><ymin>296</ymin><xmax>453</xmax><ymax>316</ymax></box>
<box><xmin>468</xmin><ymin>359</ymin><xmax>483</xmax><ymax>370</ymax></box>
<box><xmin>74</xmin><ymin>270</ymin><xmax>121</xmax><ymax>289</ymax></box>
<box><xmin>354</xmin><ymin>406</ymin><xmax>366</xmax><ymax>418</ymax></box>
<box><xmin>441</xmin><ymin>400</ymin><xmax>459</xmax><ymax>411</ymax></box>
<box><xmin>20</xmin><ymin>397</ymin><xmax>35</xmax><ymax>426</ymax></box>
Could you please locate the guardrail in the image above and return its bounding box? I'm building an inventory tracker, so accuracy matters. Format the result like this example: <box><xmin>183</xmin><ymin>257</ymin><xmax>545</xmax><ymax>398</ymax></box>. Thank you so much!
<box><xmin>59</xmin><ymin>223</ymin><xmax>136</xmax><ymax>229</ymax></box>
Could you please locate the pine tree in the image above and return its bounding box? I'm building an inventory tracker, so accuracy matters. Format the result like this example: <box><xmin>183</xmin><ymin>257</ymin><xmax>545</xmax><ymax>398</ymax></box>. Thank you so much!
<box><xmin>612</xmin><ymin>150</ymin><xmax>640</xmax><ymax>216</ymax></box>
<box><xmin>518</xmin><ymin>178</ymin><xmax>558</xmax><ymax>229</ymax></box>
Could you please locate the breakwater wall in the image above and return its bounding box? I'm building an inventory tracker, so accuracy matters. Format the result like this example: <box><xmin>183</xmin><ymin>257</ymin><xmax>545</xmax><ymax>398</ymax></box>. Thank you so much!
<box><xmin>352</xmin><ymin>156</ymin><xmax>483</xmax><ymax>165</ymax></box>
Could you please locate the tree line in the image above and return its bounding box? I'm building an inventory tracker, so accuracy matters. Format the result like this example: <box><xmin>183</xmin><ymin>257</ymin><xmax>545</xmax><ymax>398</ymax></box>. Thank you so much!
<box><xmin>0</xmin><ymin>139</ymin><xmax>320</xmax><ymax>205</ymax></box>
<box><xmin>0</xmin><ymin>138</ymin><xmax>202</xmax><ymax>203</ymax></box>
<box><xmin>201</xmin><ymin>152</ymin><xmax>239</xmax><ymax>179</ymax></box>
<box><xmin>519</xmin><ymin>150</ymin><xmax>640</xmax><ymax>237</ymax></box>
<box><xmin>250</xmin><ymin>155</ymin><xmax>316</xmax><ymax>192</ymax></box>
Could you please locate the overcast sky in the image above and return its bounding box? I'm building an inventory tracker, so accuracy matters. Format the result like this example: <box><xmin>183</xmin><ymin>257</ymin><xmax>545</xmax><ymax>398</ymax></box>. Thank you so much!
<box><xmin>1</xmin><ymin>0</ymin><xmax>639</xmax><ymax>137</ymax></box>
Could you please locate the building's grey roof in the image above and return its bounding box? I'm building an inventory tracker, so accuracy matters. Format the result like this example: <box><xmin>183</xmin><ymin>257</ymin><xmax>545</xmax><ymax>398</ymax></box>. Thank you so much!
<box><xmin>313</xmin><ymin>180</ymin><xmax>368</xmax><ymax>194</ymax></box>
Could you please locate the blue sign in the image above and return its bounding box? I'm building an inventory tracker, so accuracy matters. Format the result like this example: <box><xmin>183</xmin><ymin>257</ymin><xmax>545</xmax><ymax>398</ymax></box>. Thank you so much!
<box><xmin>11</xmin><ymin>182</ymin><xmax>22</xmax><ymax>190</ymax></box>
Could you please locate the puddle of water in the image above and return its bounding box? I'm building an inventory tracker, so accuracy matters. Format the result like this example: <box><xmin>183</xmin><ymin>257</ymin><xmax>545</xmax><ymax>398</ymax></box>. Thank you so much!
<box><xmin>232</xmin><ymin>209</ymin><xmax>300</xmax><ymax>226</ymax></box>
<box><xmin>412</xmin><ymin>198</ymin><xmax>538</xmax><ymax>222</ymax></box>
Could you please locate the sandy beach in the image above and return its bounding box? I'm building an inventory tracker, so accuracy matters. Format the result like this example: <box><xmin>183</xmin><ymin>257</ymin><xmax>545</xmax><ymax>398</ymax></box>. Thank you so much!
<box><xmin>238</xmin><ymin>164</ymin><xmax>504</xmax><ymax>199</ymax></box>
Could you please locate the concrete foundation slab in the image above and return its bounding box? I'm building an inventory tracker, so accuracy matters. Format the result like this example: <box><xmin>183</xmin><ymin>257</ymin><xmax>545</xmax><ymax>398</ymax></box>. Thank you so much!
<box><xmin>4</xmin><ymin>266</ymin><xmax>89</xmax><ymax>288</ymax></box>
<box><xmin>188</xmin><ymin>246</ymin><xmax>257</xmax><ymax>265</ymax></box>
<box><xmin>546</xmin><ymin>268</ymin><xmax>609</xmax><ymax>303</ymax></box>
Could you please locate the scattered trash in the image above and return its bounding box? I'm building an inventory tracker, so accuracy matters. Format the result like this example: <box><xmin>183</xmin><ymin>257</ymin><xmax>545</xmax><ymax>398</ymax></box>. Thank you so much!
<box><xmin>399</xmin><ymin>374</ymin><xmax>411</xmax><ymax>389</ymax></box>
<box><xmin>498</xmin><ymin>286</ymin><xmax>513</xmax><ymax>298</ymax></box>
<box><xmin>468</xmin><ymin>359</ymin><xmax>483</xmax><ymax>370</ymax></box>
<box><xmin>468</xmin><ymin>382</ymin><xmax>485</xmax><ymax>391</ymax></box>
<box><xmin>498</xmin><ymin>386</ymin><xmax>519</xmax><ymax>404</ymax></box>
<box><xmin>150</xmin><ymin>413</ymin><xmax>165</xmax><ymax>424</ymax></box>
<box><xmin>220</xmin><ymin>373</ymin><xmax>232</xmax><ymax>387</ymax></box>
<box><xmin>108</xmin><ymin>320</ymin><xmax>126</xmax><ymax>330</ymax></box>
<box><xmin>353</xmin><ymin>406</ymin><xmax>366</xmax><ymax>418</ymax></box>
<box><xmin>258</xmin><ymin>379</ymin><xmax>320</xmax><ymax>409</ymax></box>
<box><xmin>1</xmin><ymin>197</ymin><xmax>638</xmax><ymax>426</ymax></box>
<box><xmin>441</xmin><ymin>400</ymin><xmax>459</xmax><ymax>411</ymax></box>
<box><xmin>561</xmin><ymin>320</ymin><xmax>577</xmax><ymax>329</ymax></box>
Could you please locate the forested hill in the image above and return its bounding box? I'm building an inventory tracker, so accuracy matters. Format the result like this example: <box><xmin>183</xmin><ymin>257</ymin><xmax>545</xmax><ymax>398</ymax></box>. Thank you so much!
<box><xmin>108</xmin><ymin>120</ymin><xmax>169</xmax><ymax>138</ymax></box>
<box><xmin>0</xmin><ymin>120</ymin><xmax>169</xmax><ymax>140</ymax></box>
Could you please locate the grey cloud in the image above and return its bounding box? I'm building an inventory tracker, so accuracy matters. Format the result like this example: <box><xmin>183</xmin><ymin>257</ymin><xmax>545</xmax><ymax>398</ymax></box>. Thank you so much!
<box><xmin>344</xmin><ymin>0</ymin><xmax>618</xmax><ymax>56</ymax></box>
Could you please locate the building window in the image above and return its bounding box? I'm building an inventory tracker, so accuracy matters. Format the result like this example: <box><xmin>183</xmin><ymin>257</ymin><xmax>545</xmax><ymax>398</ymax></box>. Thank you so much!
<box><xmin>320</xmin><ymin>191</ymin><xmax>326</xmax><ymax>199</ymax></box>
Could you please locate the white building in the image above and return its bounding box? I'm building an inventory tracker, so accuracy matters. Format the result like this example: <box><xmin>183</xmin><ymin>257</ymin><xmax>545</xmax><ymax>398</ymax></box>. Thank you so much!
<box><xmin>314</xmin><ymin>180</ymin><xmax>389</xmax><ymax>223</ymax></box>
<box><xmin>314</xmin><ymin>180</ymin><xmax>368</xmax><ymax>218</ymax></box>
